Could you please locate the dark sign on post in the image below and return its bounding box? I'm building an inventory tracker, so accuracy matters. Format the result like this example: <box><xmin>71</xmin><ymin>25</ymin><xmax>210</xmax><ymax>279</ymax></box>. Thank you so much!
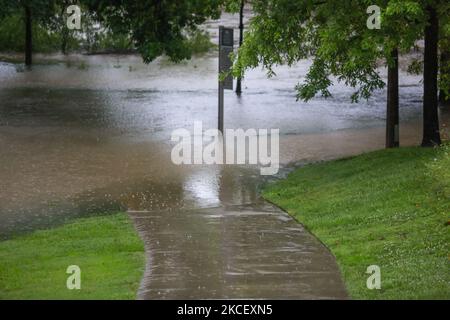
<box><xmin>219</xmin><ymin>27</ymin><xmax>234</xmax><ymax>90</ymax></box>
<box><xmin>221</xmin><ymin>28</ymin><xmax>234</xmax><ymax>47</ymax></box>
<box><xmin>218</xmin><ymin>26</ymin><xmax>234</xmax><ymax>133</ymax></box>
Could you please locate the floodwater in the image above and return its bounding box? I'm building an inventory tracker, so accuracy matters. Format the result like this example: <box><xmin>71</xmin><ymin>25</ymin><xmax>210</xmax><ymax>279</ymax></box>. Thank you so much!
<box><xmin>0</xmin><ymin>11</ymin><xmax>449</xmax><ymax>299</ymax></box>
<box><xmin>1</xmin><ymin>51</ymin><xmax>448</xmax><ymax>234</ymax></box>
<box><xmin>1</xmin><ymin>53</ymin><xmax>445</xmax><ymax>237</ymax></box>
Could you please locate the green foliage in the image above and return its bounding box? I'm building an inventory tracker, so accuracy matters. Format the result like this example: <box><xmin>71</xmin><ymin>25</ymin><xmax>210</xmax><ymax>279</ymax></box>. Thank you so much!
<box><xmin>86</xmin><ymin>29</ymin><xmax>133</xmax><ymax>54</ymax></box>
<box><xmin>0</xmin><ymin>213</ymin><xmax>145</xmax><ymax>299</ymax></box>
<box><xmin>85</xmin><ymin>0</ymin><xmax>224</xmax><ymax>63</ymax></box>
<box><xmin>185</xmin><ymin>30</ymin><xmax>216</xmax><ymax>55</ymax></box>
<box><xmin>224</xmin><ymin>0</ymin><xmax>245</xmax><ymax>13</ymax></box>
<box><xmin>0</xmin><ymin>6</ymin><xmax>134</xmax><ymax>55</ymax></box>
<box><xmin>234</xmin><ymin>0</ymin><xmax>448</xmax><ymax>102</ymax></box>
<box><xmin>0</xmin><ymin>0</ymin><xmax>58</xmax><ymax>26</ymax></box>
<box><xmin>407</xmin><ymin>58</ymin><xmax>424</xmax><ymax>75</ymax></box>
<box><xmin>0</xmin><ymin>0</ymin><xmax>79</xmax><ymax>54</ymax></box>
<box><xmin>263</xmin><ymin>146</ymin><xmax>450</xmax><ymax>299</ymax></box>
<box><xmin>0</xmin><ymin>14</ymin><xmax>68</xmax><ymax>53</ymax></box>
<box><xmin>439</xmin><ymin>5</ymin><xmax>450</xmax><ymax>99</ymax></box>
<box><xmin>0</xmin><ymin>0</ymin><xmax>223</xmax><ymax>59</ymax></box>
<box><xmin>0</xmin><ymin>15</ymin><xmax>28</xmax><ymax>52</ymax></box>
<box><xmin>97</xmin><ymin>31</ymin><xmax>133</xmax><ymax>53</ymax></box>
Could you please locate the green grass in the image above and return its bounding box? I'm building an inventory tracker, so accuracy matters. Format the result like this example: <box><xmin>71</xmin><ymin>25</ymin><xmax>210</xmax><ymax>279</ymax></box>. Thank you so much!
<box><xmin>263</xmin><ymin>145</ymin><xmax>450</xmax><ymax>299</ymax></box>
<box><xmin>0</xmin><ymin>213</ymin><xmax>145</xmax><ymax>300</ymax></box>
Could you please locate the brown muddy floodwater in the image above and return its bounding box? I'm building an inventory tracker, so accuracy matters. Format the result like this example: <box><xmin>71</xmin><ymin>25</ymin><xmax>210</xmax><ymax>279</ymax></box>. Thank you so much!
<box><xmin>1</xmin><ymin>53</ymin><xmax>447</xmax><ymax>237</ymax></box>
<box><xmin>0</xmin><ymin>16</ymin><xmax>448</xmax><ymax>298</ymax></box>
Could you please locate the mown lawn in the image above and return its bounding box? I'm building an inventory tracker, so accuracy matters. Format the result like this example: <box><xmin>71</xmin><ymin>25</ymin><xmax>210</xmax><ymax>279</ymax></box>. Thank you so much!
<box><xmin>263</xmin><ymin>145</ymin><xmax>450</xmax><ymax>299</ymax></box>
<box><xmin>0</xmin><ymin>213</ymin><xmax>145</xmax><ymax>299</ymax></box>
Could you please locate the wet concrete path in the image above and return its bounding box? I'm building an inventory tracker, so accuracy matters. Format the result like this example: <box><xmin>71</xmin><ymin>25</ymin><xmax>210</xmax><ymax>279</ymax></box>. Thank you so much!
<box><xmin>130</xmin><ymin>203</ymin><xmax>348</xmax><ymax>299</ymax></box>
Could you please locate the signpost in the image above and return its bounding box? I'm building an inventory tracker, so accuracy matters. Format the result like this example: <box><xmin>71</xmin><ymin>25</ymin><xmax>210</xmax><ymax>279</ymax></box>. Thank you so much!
<box><xmin>218</xmin><ymin>26</ymin><xmax>234</xmax><ymax>133</ymax></box>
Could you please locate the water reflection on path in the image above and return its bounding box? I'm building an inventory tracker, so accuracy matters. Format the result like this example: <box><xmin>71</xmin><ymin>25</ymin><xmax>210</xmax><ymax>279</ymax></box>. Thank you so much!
<box><xmin>131</xmin><ymin>203</ymin><xmax>347</xmax><ymax>299</ymax></box>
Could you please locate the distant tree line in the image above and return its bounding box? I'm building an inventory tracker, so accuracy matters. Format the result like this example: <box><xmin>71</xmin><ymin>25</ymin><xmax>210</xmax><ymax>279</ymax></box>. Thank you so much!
<box><xmin>0</xmin><ymin>0</ymin><xmax>221</xmax><ymax>64</ymax></box>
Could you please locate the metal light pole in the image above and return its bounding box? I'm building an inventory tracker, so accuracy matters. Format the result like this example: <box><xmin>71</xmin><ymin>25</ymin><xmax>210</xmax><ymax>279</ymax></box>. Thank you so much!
<box><xmin>236</xmin><ymin>0</ymin><xmax>244</xmax><ymax>95</ymax></box>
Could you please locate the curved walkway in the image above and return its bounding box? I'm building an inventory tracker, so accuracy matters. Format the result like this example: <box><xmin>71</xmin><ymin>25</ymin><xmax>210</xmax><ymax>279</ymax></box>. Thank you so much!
<box><xmin>129</xmin><ymin>202</ymin><xmax>348</xmax><ymax>299</ymax></box>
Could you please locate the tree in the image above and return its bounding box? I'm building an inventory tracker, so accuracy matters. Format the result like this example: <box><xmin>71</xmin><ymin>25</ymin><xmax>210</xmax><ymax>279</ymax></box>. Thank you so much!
<box><xmin>233</xmin><ymin>0</ymin><xmax>447</xmax><ymax>148</ymax></box>
<box><xmin>84</xmin><ymin>0</ymin><xmax>223</xmax><ymax>63</ymax></box>
<box><xmin>24</xmin><ymin>3</ymin><xmax>32</xmax><ymax>65</ymax></box>
<box><xmin>232</xmin><ymin>1</ymin><xmax>399</xmax><ymax>147</ymax></box>
<box><xmin>236</xmin><ymin>0</ymin><xmax>245</xmax><ymax>95</ymax></box>
<box><xmin>440</xmin><ymin>49</ymin><xmax>450</xmax><ymax>107</ymax></box>
<box><xmin>386</xmin><ymin>48</ymin><xmax>399</xmax><ymax>148</ymax></box>
<box><xmin>381</xmin><ymin>1</ymin><xmax>423</xmax><ymax>148</ymax></box>
<box><xmin>0</xmin><ymin>0</ymin><xmax>57</xmax><ymax>65</ymax></box>
<box><xmin>1</xmin><ymin>0</ymin><xmax>225</xmax><ymax>62</ymax></box>
<box><xmin>56</xmin><ymin>0</ymin><xmax>76</xmax><ymax>55</ymax></box>
<box><xmin>438</xmin><ymin>3</ymin><xmax>450</xmax><ymax>107</ymax></box>
<box><xmin>422</xmin><ymin>4</ymin><xmax>441</xmax><ymax>146</ymax></box>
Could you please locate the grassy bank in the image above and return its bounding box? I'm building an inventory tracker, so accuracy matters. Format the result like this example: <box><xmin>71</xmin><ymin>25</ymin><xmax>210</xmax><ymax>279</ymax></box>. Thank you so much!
<box><xmin>0</xmin><ymin>213</ymin><xmax>145</xmax><ymax>300</ymax></box>
<box><xmin>263</xmin><ymin>146</ymin><xmax>449</xmax><ymax>299</ymax></box>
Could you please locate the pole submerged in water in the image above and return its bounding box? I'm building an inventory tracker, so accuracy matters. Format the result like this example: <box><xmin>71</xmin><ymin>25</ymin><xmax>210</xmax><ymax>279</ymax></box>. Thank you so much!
<box><xmin>218</xmin><ymin>26</ymin><xmax>234</xmax><ymax>133</ymax></box>
<box><xmin>236</xmin><ymin>0</ymin><xmax>244</xmax><ymax>96</ymax></box>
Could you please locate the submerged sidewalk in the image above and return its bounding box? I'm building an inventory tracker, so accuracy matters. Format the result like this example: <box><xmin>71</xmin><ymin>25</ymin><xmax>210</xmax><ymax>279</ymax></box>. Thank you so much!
<box><xmin>129</xmin><ymin>202</ymin><xmax>348</xmax><ymax>299</ymax></box>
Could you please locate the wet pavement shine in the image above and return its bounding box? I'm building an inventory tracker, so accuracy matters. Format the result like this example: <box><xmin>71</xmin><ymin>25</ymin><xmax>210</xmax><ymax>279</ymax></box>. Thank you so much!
<box><xmin>130</xmin><ymin>203</ymin><xmax>348</xmax><ymax>299</ymax></box>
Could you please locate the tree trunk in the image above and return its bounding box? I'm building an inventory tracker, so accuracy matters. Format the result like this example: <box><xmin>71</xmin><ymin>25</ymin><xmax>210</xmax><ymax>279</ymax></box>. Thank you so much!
<box><xmin>236</xmin><ymin>0</ymin><xmax>244</xmax><ymax>96</ymax></box>
<box><xmin>421</xmin><ymin>5</ymin><xmax>441</xmax><ymax>147</ymax></box>
<box><xmin>25</xmin><ymin>5</ymin><xmax>32</xmax><ymax>66</ymax></box>
<box><xmin>61</xmin><ymin>7</ymin><xmax>68</xmax><ymax>55</ymax></box>
<box><xmin>386</xmin><ymin>48</ymin><xmax>399</xmax><ymax>148</ymax></box>
<box><xmin>61</xmin><ymin>27</ymin><xmax>69</xmax><ymax>55</ymax></box>
<box><xmin>439</xmin><ymin>51</ymin><xmax>450</xmax><ymax>107</ymax></box>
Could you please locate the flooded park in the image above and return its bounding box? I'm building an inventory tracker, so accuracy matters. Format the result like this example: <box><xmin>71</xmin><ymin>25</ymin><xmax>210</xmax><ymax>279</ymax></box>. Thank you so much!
<box><xmin>0</xmin><ymin>10</ymin><xmax>449</xmax><ymax>300</ymax></box>
<box><xmin>2</xmin><ymin>53</ymin><xmax>446</xmax><ymax>235</ymax></box>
